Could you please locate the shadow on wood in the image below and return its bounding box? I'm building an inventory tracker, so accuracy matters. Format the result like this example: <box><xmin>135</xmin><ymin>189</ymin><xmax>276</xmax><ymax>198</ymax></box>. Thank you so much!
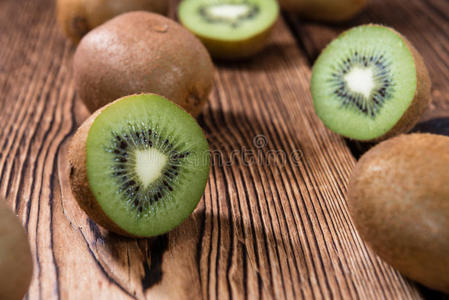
<box><xmin>412</xmin><ymin>117</ymin><xmax>449</xmax><ymax>137</ymax></box>
<box><xmin>57</xmin><ymin>137</ymin><xmax>314</xmax><ymax>298</ymax></box>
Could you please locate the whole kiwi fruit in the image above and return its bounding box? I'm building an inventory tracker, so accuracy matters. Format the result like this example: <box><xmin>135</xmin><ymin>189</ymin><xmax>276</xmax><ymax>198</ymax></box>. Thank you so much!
<box><xmin>0</xmin><ymin>200</ymin><xmax>33</xmax><ymax>300</ymax></box>
<box><xmin>347</xmin><ymin>133</ymin><xmax>449</xmax><ymax>293</ymax></box>
<box><xmin>57</xmin><ymin>0</ymin><xmax>169</xmax><ymax>43</ymax></box>
<box><xmin>278</xmin><ymin>0</ymin><xmax>367</xmax><ymax>23</ymax></box>
<box><xmin>73</xmin><ymin>11</ymin><xmax>214</xmax><ymax>117</ymax></box>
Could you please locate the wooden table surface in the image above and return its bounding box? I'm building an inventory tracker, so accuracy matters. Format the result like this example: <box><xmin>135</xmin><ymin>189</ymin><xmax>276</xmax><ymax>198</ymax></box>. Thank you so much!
<box><xmin>1</xmin><ymin>0</ymin><xmax>448</xmax><ymax>299</ymax></box>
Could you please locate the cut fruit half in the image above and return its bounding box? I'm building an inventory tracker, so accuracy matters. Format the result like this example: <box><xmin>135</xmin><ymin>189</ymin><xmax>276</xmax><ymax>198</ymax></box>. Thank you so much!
<box><xmin>178</xmin><ymin>0</ymin><xmax>279</xmax><ymax>59</ymax></box>
<box><xmin>69</xmin><ymin>94</ymin><xmax>210</xmax><ymax>237</ymax></box>
<box><xmin>311</xmin><ymin>25</ymin><xmax>431</xmax><ymax>141</ymax></box>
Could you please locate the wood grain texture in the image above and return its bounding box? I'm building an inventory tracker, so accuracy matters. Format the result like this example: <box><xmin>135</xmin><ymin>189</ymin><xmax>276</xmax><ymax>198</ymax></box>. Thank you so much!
<box><xmin>0</xmin><ymin>0</ymin><xmax>446</xmax><ymax>299</ymax></box>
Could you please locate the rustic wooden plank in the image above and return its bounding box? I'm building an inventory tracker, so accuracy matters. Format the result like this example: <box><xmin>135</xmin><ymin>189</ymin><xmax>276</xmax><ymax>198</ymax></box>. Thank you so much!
<box><xmin>285</xmin><ymin>0</ymin><xmax>449</xmax><ymax>297</ymax></box>
<box><xmin>0</xmin><ymin>0</ymin><xmax>436</xmax><ymax>299</ymax></box>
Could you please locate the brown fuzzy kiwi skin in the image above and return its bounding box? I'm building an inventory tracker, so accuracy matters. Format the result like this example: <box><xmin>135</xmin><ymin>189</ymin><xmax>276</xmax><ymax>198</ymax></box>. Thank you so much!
<box><xmin>57</xmin><ymin>0</ymin><xmax>169</xmax><ymax>44</ymax></box>
<box><xmin>57</xmin><ymin>0</ymin><xmax>89</xmax><ymax>44</ymax></box>
<box><xmin>68</xmin><ymin>101</ymin><xmax>137</xmax><ymax>238</ymax></box>
<box><xmin>347</xmin><ymin>133</ymin><xmax>449</xmax><ymax>293</ymax></box>
<box><xmin>0</xmin><ymin>200</ymin><xmax>33</xmax><ymax>300</ymax></box>
<box><xmin>85</xmin><ymin>0</ymin><xmax>168</xmax><ymax>28</ymax></box>
<box><xmin>73</xmin><ymin>11</ymin><xmax>214</xmax><ymax>117</ymax></box>
<box><xmin>371</xmin><ymin>27</ymin><xmax>431</xmax><ymax>142</ymax></box>
<box><xmin>278</xmin><ymin>0</ymin><xmax>367</xmax><ymax>22</ymax></box>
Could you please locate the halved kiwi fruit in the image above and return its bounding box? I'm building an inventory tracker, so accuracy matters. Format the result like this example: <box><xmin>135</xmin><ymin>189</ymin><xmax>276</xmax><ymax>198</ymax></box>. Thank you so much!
<box><xmin>311</xmin><ymin>25</ymin><xmax>431</xmax><ymax>141</ymax></box>
<box><xmin>0</xmin><ymin>200</ymin><xmax>33</xmax><ymax>300</ymax></box>
<box><xmin>57</xmin><ymin>0</ymin><xmax>169</xmax><ymax>43</ymax></box>
<box><xmin>178</xmin><ymin>0</ymin><xmax>279</xmax><ymax>59</ymax></box>
<box><xmin>73</xmin><ymin>11</ymin><xmax>214</xmax><ymax>117</ymax></box>
<box><xmin>68</xmin><ymin>94</ymin><xmax>210</xmax><ymax>238</ymax></box>
<box><xmin>278</xmin><ymin>0</ymin><xmax>367</xmax><ymax>23</ymax></box>
<box><xmin>347</xmin><ymin>133</ymin><xmax>449</xmax><ymax>293</ymax></box>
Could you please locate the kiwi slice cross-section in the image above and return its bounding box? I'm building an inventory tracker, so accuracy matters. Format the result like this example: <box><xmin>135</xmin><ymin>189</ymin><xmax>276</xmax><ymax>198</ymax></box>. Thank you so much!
<box><xmin>69</xmin><ymin>94</ymin><xmax>210</xmax><ymax>237</ymax></box>
<box><xmin>178</xmin><ymin>0</ymin><xmax>279</xmax><ymax>59</ymax></box>
<box><xmin>311</xmin><ymin>25</ymin><xmax>431</xmax><ymax>141</ymax></box>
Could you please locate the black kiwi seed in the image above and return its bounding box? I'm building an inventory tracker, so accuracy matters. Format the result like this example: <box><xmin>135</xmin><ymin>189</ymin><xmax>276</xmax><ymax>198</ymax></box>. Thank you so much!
<box><xmin>329</xmin><ymin>51</ymin><xmax>393</xmax><ymax>118</ymax></box>
<box><xmin>108</xmin><ymin>123</ymin><xmax>192</xmax><ymax>214</ymax></box>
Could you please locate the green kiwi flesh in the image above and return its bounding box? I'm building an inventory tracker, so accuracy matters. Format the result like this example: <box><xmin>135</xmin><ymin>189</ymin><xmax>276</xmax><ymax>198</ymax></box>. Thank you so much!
<box><xmin>0</xmin><ymin>200</ymin><xmax>33</xmax><ymax>300</ymax></box>
<box><xmin>311</xmin><ymin>25</ymin><xmax>430</xmax><ymax>141</ymax></box>
<box><xmin>347</xmin><ymin>133</ymin><xmax>449</xmax><ymax>293</ymax></box>
<box><xmin>69</xmin><ymin>94</ymin><xmax>210</xmax><ymax>237</ymax></box>
<box><xmin>178</xmin><ymin>0</ymin><xmax>279</xmax><ymax>59</ymax></box>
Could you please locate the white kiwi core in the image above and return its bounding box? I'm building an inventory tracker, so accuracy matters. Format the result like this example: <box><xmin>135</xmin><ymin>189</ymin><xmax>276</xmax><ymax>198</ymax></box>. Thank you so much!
<box><xmin>344</xmin><ymin>67</ymin><xmax>375</xmax><ymax>99</ymax></box>
<box><xmin>206</xmin><ymin>4</ymin><xmax>252</xmax><ymax>21</ymax></box>
<box><xmin>135</xmin><ymin>149</ymin><xmax>167</xmax><ymax>188</ymax></box>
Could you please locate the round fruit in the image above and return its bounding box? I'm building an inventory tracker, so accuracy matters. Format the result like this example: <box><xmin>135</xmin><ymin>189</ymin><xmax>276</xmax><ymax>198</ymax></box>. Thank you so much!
<box><xmin>278</xmin><ymin>0</ymin><xmax>367</xmax><ymax>23</ymax></box>
<box><xmin>69</xmin><ymin>94</ymin><xmax>210</xmax><ymax>238</ymax></box>
<box><xmin>311</xmin><ymin>25</ymin><xmax>431</xmax><ymax>141</ymax></box>
<box><xmin>57</xmin><ymin>0</ymin><xmax>168</xmax><ymax>43</ymax></box>
<box><xmin>85</xmin><ymin>0</ymin><xmax>168</xmax><ymax>28</ymax></box>
<box><xmin>178</xmin><ymin>0</ymin><xmax>279</xmax><ymax>59</ymax></box>
<box><xmin>0</xmin><ymin>200</ymin><xmax>33</xmax><ymax>300</ymax></box>
<box><xmin>73</xmin><ymin>11</ymin><xmax>214</xmax><ymax>117</ymax></box>
<box><xmin>347</xmin><ymin>133</ymin><xmax>449</xmax><ymax>293</ymax></box>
